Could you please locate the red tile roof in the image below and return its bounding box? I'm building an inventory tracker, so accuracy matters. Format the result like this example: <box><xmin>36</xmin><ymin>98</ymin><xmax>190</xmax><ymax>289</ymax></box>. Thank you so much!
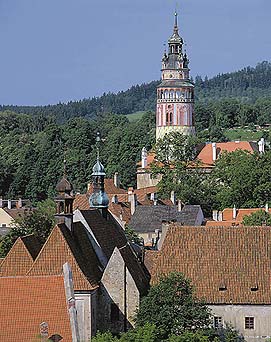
<box><xmin>0</xmin><ymin>275</ymin><xmax>72</xmax><ymax>342</ymax></box>
<box><xmin>88</xmin><ymin>178</ymin><xmax>126</xmax><ymax>195</ymax></box>
<box><xmin>146</xmin><ymin>225</ymin><xmax>271</xmax><ymax>304</ymax></box>
<box><xmin>205</xmin><ymin>208</ymin><xmax>271</xmax><ymax>226</ymax></box>
<box><xmin>73</xmin><ymin>193</ymin><xmax>90</xmax><ymax>210</ymax></box>
<box><xmin>0</xmin><ymin>235</ymin><xmax>42</xmax><ymax>276</ymax></box>
<box><xmin>197</xmin><ymin>141</ymin><xmax>258</xmax><ymax>166</ymax></box>
<box><xmin>27</xmin><ymin>223</ymin><xmax>101</xmax><ymax>291</ymax></box>
<box><xmin>3</xmin><ymin>207</ymin><xmax>34</xmax><ymax>220</ymax></box>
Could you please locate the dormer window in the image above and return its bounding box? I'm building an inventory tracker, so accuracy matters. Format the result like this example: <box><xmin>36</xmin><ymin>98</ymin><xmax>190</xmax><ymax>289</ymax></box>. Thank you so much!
<box><xmin>250</xmin><ymin>286</ymin><xmax>258</xmax><ymax>292</ymax></box>
<box><xmin>219</xmin><ymin>285</ymin><xmax>227</xmax><ymax>291</ymax></box>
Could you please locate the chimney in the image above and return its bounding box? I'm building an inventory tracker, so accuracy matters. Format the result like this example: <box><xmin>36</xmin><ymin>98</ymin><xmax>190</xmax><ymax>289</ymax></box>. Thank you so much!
<box><xmin>212</xmin><ymin>210</ymin><xmax>218</xmax><ymax>221</ymax></box>
<box><xmin>258</xmin><ymin>138</ymin><xmax>265</xmax><ymax>154</ymax></box>
<box><xmin>113</xmin><ymin>172</ymin><xmax>120</xmax><ymax>188</ymax></box>
<box><xmin>170</xmin><ymin>191</ymin><xmax>176</xmax><ymax>205</ymax></box>
<box><xmin>0</xmin><ymin>197</ymin><xmax>2</xmax><ymax>208</ymax></box>
<box><xmin>150</xmin><ymin>193</ymin><xmax>155</xmax><ymax>201</ymax></box>
<box><xmin>112</xmin><ymin>195</ymin><xmax>118</xmax><ymax>204</ymax></box>
<box><xmin>265</xmin><ymin>203</ymin><xmax>269</xmax><ymax>213</ymax></box>
<box><xmin>218</xmin><ymin>211</ymin><xmax>223</xmax><ymax>221</ymax></box>
<box><xmin>212</xmin><ymin>142</ymin><xmax>217</xmax><ymax>162</ymax></box>
<box><xmin>7</xmin><ymin>199</ymin><xmax>12</xmax><ymax>209</ymax></box>
<box><xmin>177</xmin><ymin>200</ymin><xmax>183</xmax><ymax>212</ymax></box>
<box><xmin>128</xmin><ymin>187</ymin><xmax>137</xmax><ymax>215</ymax></box>
<box><xmin>233</xmin><ymin>205</ymin><xmax>237</xmax><ymax>220</ymax></box>
<box><xmin>17</xmin><ymin>198</ymin><xmax>23</xmax><ymax>209</ymax></box>
<box><xmin>141</xmin><ymin>147</ymin><xmax>148</xmax><ymax>169</ymax></box>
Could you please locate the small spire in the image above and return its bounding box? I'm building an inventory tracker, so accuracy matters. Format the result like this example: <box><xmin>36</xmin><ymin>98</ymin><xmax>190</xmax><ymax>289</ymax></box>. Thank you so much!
<box><xmin>96</xmin><ymin>131</ymin><xmax>101</xmax><ymax>160</ymax></box>
<box><xmin>63</xmin><ymin>158</ymin><xmax>67</xmax><ymax>178</ymax></box>
<box><xmin>174</xmin><ymin>11</ymin><xmax>178</xmax><ymax>29</ymax></box>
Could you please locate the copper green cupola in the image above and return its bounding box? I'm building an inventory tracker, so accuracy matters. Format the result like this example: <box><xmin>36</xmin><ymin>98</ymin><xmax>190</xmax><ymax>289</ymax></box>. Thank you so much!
<box><xmin>89</xmin><ymin>133</ymin><xmax>109</xmax><ymax>209</ymax></box>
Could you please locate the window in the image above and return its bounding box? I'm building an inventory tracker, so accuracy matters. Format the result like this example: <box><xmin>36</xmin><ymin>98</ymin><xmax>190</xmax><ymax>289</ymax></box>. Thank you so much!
<box><xmin>214</xmin><ymin>316</ymin><xmax>223</xmax><ymax>329</ymax></box>
<box><xmin>166</xmin><ymin>112</ymin><xmax>173</xmax><ymax>125</ymax></box>
<box><xmin>110</xmin><ymin>303</ymin><xmax>120</xmax><ymax>323</ymax></box>
<box><xmin>245</xmin><ymin>317</ymin><xmax>254</xmax><ymax>330</ymax></box>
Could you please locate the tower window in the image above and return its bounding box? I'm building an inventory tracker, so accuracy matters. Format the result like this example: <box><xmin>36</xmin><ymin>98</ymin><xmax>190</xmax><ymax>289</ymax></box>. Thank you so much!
<box><xmin>245</xmin><ymin>317</ymin><xmax>254</xmax><ymax>330</ymax></box>
<box><xmin>166</xmin><ymin>112</ymin><xmax>173</xmax><ymax>125</ymax></box>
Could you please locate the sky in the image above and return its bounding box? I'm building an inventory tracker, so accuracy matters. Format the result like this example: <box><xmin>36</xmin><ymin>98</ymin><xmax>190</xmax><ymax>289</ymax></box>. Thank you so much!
<box><xmin>0</xmin><ymin>0</ymin><xmax>270</xmax><ymax>105</ymax></box>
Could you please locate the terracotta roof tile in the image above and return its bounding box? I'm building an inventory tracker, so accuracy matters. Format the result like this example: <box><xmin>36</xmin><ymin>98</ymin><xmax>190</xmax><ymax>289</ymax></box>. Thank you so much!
<box><xmin>27</xmin><ymin>223</ymin><xmax>102</xmax><ymax>291</ymax></box>
<box><xmin>0</xmin><ymin>275</ymin><xmax>72</xmax><ymax>342</ymax></box>
<box><xmin>108</xmin><ymin>202</ymin><xmax>131</xmax><ymax>223</ymax></box>
<box><xmin>206</xmin><ymin>208</ymin><xmax>271</xmax><ymax>226</ymax></box>
<box><xmin>197</xmin><ymin>141</ymin><xmax>258</xmax><ymax>166</ymax></box>
<box><xmin>3</xmin><ymin>207</ymin><xmax>33</xmax><ymax>220</ymax></box>
<box><xmin>0</xmin><ymin>235</ymin><xmax>42</xmax><ymax>276</ymax></box>
<box><xmin>73</xmin><ymin>193</ymin><xmax>90</xmax><ymax>210</ymax></box>
<box><xmin>146</xmin><ymin>225</ymin><xmax>271</xmax><ymax>304</ymax></box>
<box><xmin>88</xmin><ymin>178</ymin><xmax>126</xmax><ymax>195</ymax></box>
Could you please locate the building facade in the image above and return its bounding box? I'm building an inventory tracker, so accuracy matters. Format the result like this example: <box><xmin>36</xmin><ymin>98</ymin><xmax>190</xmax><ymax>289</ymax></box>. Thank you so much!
<box><xmin>156</xmin><ymin>12</ymin><xmax>195</xmax><ymax>141</ymax></box>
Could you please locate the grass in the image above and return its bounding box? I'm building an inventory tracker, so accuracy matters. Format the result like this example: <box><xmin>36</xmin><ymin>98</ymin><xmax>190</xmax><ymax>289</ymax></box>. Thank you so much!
<box><xmin>126</xmin><ymin>111</ymin><xmax>145</xmax><ymax>122</ymax></box>
<box><xmin>224</xmin><ymin>128</ymin><xmax>268</xmax><ymax>141</ymax></box>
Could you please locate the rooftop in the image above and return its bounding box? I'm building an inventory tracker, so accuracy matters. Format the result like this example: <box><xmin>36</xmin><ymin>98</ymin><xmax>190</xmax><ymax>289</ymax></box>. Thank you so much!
<box><xmin>145</xmin><ymin>224</ymin><xmax>271</xmax><ymax>304</ymax></box>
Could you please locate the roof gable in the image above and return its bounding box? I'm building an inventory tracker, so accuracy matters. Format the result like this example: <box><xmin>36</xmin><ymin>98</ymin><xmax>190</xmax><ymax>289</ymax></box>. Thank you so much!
<box><xmin>0</xmin><ymin>235</ymin><xmax>42</xmax><ymax>276</ymax></box>
<box><xmin>79</xmin><ymin>209</ymin><xmax>150</xmax><ymax>294</ymax></box>
<box><xmin>0</xmin><ymin>275</ymin><xmax>72</xmax><ymax>342</ymax></box>
<box><xmin>147</xmin><ymin>225</ymin><xmax>271</xmax><ymax>304</ymax></box>
<box><xmin>27</xmin><ymin>223</ymin><xmax>102</xmax><ymax>291</ymax></box>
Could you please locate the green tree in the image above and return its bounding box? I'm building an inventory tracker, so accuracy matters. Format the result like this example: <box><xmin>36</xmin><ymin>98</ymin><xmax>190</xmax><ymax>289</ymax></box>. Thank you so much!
<box><xmin>0</xmin><ymin>199</ymin><xmax>56</xmax><ymax>257</ymax></box>
<box><xmin>136</xmin><ymin>272</ymin><xmax>210</xmax><ymax>340</ymax></box>
<box><xmin>242</xmin><ymin>209</ymin><xmax>271</xmax><ymax>226</ymax></box>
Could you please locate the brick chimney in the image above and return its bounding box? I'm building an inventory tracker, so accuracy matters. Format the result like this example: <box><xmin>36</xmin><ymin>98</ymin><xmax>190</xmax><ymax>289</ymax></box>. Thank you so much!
<box><xmin>141</xmin><ymin>147</ymin><xmax>148</xmax><ymax>169</ymax></box>
<box><xmin>258</xmin><ymin>138</ymin><xmax>265</xmax><ymax>154</ymax></box>
<box><xmin>170</xmin><ymin>191</ymin><xmax>176</xmax><ymax>205</ymax></box>
<box><xmin>113</xmin><ymin>172</ymin><xmax>120</xmax><ymax>188</ymax></box>
<box><xmin>128</xmin><ymin>187</ymin><xmax>137</xmax><ymax>215</ymax></box>
<box><xmin>212</xmin><ymin>142</ymin><xmax>217</xmax><ymax>162</ymax></box>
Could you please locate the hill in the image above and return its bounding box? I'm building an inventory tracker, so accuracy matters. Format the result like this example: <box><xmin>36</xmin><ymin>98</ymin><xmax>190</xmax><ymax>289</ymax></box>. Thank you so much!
<box><xmin>1</xmin><ymin>61</ymin><xmax>271</xmax><ymax>123</ymax></box>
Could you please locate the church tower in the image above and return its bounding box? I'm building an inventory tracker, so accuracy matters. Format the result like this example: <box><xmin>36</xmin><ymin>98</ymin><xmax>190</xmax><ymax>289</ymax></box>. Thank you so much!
<box><xmin>156</xmin><ymin>12</ymin><xmax>195</xmax><ymax>141</ymax></box>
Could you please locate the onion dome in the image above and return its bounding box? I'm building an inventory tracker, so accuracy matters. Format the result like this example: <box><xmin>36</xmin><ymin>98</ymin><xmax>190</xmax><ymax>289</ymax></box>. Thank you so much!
<box><xmin>89</xmin><ymin>190</ymin><xmax>109</xmax><ymax>208</ymax></box>
<box><xmin>92</xmin><ymin>159</ymin><xmax>106</xmax><ymax>176</ymax></box>
<box><xmin>56</xmin><ymin>176</ymin><xmax>73</xmax><ymax>194</ymax></box>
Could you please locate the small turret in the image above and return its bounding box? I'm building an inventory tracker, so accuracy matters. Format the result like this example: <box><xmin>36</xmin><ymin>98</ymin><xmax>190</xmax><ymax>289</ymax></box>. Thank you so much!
<box><xmin>89</xmin><ymin>133</ymin><xmax>109</xmax><ymax>210</ymax></box>
<box><xmin>55</xmin><ymin>160</ymin><xmax>75</xmax><ymax>231</ymax></box>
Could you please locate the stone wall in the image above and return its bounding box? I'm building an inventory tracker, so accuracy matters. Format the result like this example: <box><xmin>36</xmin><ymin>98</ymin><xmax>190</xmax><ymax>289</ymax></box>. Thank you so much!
<box><xmin>99</xmin><ymin>247</ymin><xmax>140</xmax><ymax>333</ymax></box>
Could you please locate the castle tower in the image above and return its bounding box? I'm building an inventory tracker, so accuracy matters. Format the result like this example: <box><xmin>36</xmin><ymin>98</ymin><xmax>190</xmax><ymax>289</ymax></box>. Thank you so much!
<box><xmin>156</xmin><ymin>12</ymin><xmax>195</xmax><ymax>141</ymax></box>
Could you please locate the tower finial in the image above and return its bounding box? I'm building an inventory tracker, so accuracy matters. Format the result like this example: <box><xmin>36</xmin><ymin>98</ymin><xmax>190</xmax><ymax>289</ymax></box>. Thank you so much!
<box><xmin>63</xmin><ymin>158</ymin><xmax>67</xmax><ymax>178</ymax></box>
<box><xmin>96</xmin><ymin>131</ymin><xmax>101</xmax><ymax>160</ymax></box>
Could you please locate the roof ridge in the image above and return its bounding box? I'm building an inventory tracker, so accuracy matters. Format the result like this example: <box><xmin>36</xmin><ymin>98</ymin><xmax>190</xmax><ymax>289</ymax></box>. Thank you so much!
<box><xmin>27</xmin><ymin>223</ymin><xmax>99</xmax><ymax>289</ymax></box>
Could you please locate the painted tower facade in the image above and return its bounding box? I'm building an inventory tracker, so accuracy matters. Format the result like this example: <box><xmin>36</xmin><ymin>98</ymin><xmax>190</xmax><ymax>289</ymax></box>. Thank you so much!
<box><xmin>156</xmin><ymin>13</ymin><xmax>195</xmax><ymax>141</ymax></box>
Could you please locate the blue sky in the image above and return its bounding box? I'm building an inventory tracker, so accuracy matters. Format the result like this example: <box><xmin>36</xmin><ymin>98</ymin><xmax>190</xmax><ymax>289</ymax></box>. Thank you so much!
<box><xmin>0</xmin><ymin>0</ymin><xmax>270</xmax><ymax>105</ymax></box>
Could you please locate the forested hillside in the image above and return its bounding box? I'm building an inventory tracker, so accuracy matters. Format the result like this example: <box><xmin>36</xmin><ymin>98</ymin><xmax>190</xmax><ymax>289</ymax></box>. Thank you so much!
<box><xmin>0</xmin><ymin>111</ymin><xmax>155</xmax><ymax>201</ymax></box>
<box><xmin>1</xmin><ymin>61</ymin><xmax>271</xmax><ymax>123</ymax></box>
<box><xmin>1</xmin><ymin>61</ymin><xmax>271</xmax><ymax>201</ymax></box>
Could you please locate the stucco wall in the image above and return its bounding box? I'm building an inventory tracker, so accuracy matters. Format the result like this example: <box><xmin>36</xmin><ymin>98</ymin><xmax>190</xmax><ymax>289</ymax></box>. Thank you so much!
<box><xmin>137</xmin><ymin>171</ymin><xmax>161</xmax><ymax>189</ymax></box>
<box><xmin>210</xmin><ymin>304</ymin><xmax>271</xmax><ymax>342</ymax></box>
<box><xmin>100</xmin><ymin>247</ymin><xmax>140</xmax><ymax>333</ymax></box>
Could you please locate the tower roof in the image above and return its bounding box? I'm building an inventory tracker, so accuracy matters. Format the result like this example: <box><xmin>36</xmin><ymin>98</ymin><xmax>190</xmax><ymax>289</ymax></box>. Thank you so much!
<box><xmin>56</xmin><ymin>176</ymin><xmax>73</xmax><ymax>193</ymax></box>
<box><xmin>92</xmin><ymin>158</ymin><xmax>106</xmax><ymax>176</ymax></box>
<box><xmin>168</xmin><ymin>12</ymin><xmax>183</xmax><ymax>44</ymax></box>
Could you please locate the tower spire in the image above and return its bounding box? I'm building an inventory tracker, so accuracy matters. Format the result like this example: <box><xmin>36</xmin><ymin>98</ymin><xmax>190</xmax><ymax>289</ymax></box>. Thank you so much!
<box><xmin>174</xmin><ymin>11</ymin><xmax>178</xmax><ymax>33</ymax></box>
